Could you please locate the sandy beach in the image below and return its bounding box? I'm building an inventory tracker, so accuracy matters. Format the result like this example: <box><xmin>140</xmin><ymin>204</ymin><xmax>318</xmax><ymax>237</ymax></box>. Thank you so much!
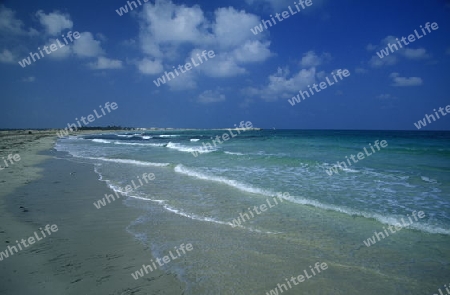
<box><xmin>0</xmin><ymin>130</ymin><xmax>185</xmax><ymax>295</ymax></box>
<box><xmin>2</xmin><ymin>130</ymin><xmax>450</xmax><ymax>295</ymax></box>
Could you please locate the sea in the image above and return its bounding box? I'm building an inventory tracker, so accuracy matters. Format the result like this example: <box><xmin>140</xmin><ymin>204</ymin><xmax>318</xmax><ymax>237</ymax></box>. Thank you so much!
<box><xmin>55</xmin><ymin>129</ymin><xmax>450</xmax><ymax>294</ymax></box>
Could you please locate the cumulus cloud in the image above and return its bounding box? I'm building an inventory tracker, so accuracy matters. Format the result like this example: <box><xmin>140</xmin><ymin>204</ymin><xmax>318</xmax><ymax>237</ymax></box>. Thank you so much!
<box><xmin>0</xmin><ymin>49</ymin><xmax>16</xmax><ymax>63</ymax></box>
<box><xmin>88</xmin><ymin>57</ymin><xmax>123</xmax><ymax>70</ymax></box>
<box><xmin>47</xmin><ymin>32</ymin><xmax>106</xmax><ymax>60</ymax></box>
<box><xmin>232</xmin><ymin>40</ymin><xmax>273</xmax><ymax>63</ymax></box>
<box><xmin>45</xmin><ymin>32</ymin><xmax>106</xmax><ymax>60</ymax></box>
<box><xmin>197</xmin><ymin>89</ymin><xmax>226</xmax><ymax>103</ymax></box>
<box><xmin>245</xmin><ymin>66</ymin><xmax>316</xmax><ymax>101</ymax></box>
<box><xmin>136</xmin><ymin>58</ymin><xmax>164</xmax><ymax>74</ymax></box>
<box><xmin>165</xmin><ymin>70</ymin><xmax>197</xmax><ymax>90</ymax></box>
<box><xmin>300</xmin><ymin>51</ymin><xmax>330</xmax><ymax>67</ymax></box>
<box><xmin>368</xmin><ymin>35</ymin><xmax>430</xmax><ymax>67</ymax></box>
<box><xmin>369</xmin><ymin>53</ymin><xmax>398</xmax><ymax>67</ymax></box>
<box><xmin>139</xmin><ymin>0</ymin><xmax>212</xmax><ymax>58</ymax></box>
<box><xmin>194</xmin><ymin>50</ymin><xmax>246</xmax><ymax>77</ymax></box>
<box><xmin>72</xmin><ymin>32</ymin><xmax>104</xmax><ymax>58</ymax></box>
<box><xmin>36</xmin><ymin>10</ymin><xmax>73</xmax><ymax>36</ymax></box>
<box><xmin>389</xmin><ymin>73</ymin><xmax>423</xmax><ymax>87</ymax></box>
<box><xmin>44</xmin><ymin>38</ymin><xmax>72</xmax><ymax>59</ymax></box>
<box><xmin>0</xmin><ymin>5</ymin><xmax>118</xmax><ymax>70</ymax></box>
<box><xmin>243</xmin><ymin>51</ymin><xmax>346</xmax><ymax>102</ymax></box>
<box><xmin>44</xmin><ymin>31</ymin><xmax>118</xmax><ymax>68</ymax></box>
<box><xmin>213</xmin><ymin>7</ymin><xmax>261</xmax><ymax>49</ymax></box>
<box><xmin>136</xmin><ymin>0</ymin><xmax>273</xmax><ymax>81</ymax></box>
<box><xmin>0</xmin><ymin>5</ymin><xmax>38</xmax><ymax>36</ymax></box>
<box><xmin>402</xmin><ymin>48</ymin><xmax>430</xmax><ymax>60</ymax></box>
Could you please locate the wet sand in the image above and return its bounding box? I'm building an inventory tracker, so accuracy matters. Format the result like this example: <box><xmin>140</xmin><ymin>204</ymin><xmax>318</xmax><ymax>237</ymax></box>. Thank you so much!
<box><xmin>0</xmin><ymin>130</ymin><xmax>185</xmax><ymax>294</ymax></box>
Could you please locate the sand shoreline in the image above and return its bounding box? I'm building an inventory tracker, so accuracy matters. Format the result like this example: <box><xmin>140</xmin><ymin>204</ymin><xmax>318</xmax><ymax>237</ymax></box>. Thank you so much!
<box><xmin>0</xmin><ymin>130</ymin><xmax>186</xmax><ymax>294</ymax></box>
<box><xmin>2</xmin><ymin>130</ymin><xmax>450</xmax><ymax>294</ymax></box>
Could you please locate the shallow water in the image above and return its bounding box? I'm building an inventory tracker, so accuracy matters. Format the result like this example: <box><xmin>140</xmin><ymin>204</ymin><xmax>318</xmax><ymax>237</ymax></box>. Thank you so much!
<box><xmin>55</xmin><ymin>130</ymin><xmax>450</xmax><ymax>294</ymax></box>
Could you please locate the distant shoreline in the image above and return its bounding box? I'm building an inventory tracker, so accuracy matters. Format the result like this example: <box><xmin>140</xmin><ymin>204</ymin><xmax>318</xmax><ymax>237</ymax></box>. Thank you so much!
<box><xmin>0</xmin><ymin>127</ymin><xmax>263</xmax><ymax>134</ymax></box>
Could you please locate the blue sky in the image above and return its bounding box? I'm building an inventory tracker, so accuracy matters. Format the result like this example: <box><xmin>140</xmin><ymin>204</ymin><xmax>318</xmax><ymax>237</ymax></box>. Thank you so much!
<box><xmin>1</xmin><ymin>0</ymin><xmax>450</xmax><ymax>130</ymax></box>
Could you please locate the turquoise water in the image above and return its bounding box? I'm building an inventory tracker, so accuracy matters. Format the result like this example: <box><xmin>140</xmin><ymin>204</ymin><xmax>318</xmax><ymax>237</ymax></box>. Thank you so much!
<box><xmin>55</xmin><ymin>130</ymin><xmax>450</xmax><ymax>294</ymax></box>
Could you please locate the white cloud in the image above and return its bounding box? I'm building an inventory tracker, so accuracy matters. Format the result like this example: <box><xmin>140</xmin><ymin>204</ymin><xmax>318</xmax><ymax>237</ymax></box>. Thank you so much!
<box><xmin>402</xmin><ymin>48</ymin><xmax>429</xmax><ymax>60</ymax></box>
<box><xmin>72</xmin><ymin>32</ymin><xmax>104</xmax><ymax>58</ymax></box>
<box><xmin>233</xmin><ymin>40</ymin><xmax>272</xmax><ymax>63</ymax></box>
<box><xmin>139</xmin><ymin>0</ymin><xmax>212</xmax><ymax>58</ymax></box>
<box><xmin>136</xmin><ymin>58</ymin><xmax>164</xmax><ymax>74</ymax></box>
<box><xmin>244</xmin><ymin>63</ymin><xmax>347</xmax><ymax>102</ymax></box>
<box><xmin>136</xmin><ymin>0</ymin><xmax>273</xmax><ymax>80</ymax></box>
<box><xmin>245</xmin><ymin>66</ymin><xmax>316</xmax><ymax>101</ymax></box>
<box><xmin>0</xmin><ymin>49</ymin><xmax>16</xmax><ymax>63</ymax></box>
<box><xmin>165</xmin><ymin>70</ymin><xmax>197</xmax><ymax>90</ymax></box>
<box><xmin>36</xmin><ymin>10</ymin><xmax>73</xmax><ymax>36</ymax></box>
<box><xmin>213</xmin><ymin>7</ymin><xmax>261</xmax><ymax>49</ymax></box>
<box><xmin>300</xmin><ymin>51</ymin><xmax>330</xmax><ymax>67</ymax></box>
<box><xmin>45</xmin><ymin>38</ymin><xmax>72</xmax><ymax>59</ymax></box>
<box><xmin>369</xmin><ymin>54</ymin><xmax>398</xmax><ymax>67</ymax></box>
<box><xmin>88</xmin><ymin>56</ymin><xmax>123</xmax><ymax>70</ymax></box>
<box><xmin>369</xmin><ymin>35</ymin><xmax>430</xmax><ymax>67</ymax></box>
<box><xmin>196</xmin><ymin>51</ymin><xmax>246</xmax><ymax>77</ymax></box>
<box><xmin>389</xmin><ymin>73</ymin><xmax>423</xmax><ymax>87</ymax></box>
<box><xmin>0</xmin><ymin>6</ymin><xmax>115</xmax><ymax>67</ymax></box>
<box><xmin>0</xmin><ymin>5</ymin><xmax>37</xmax><ymax>36</ymax></box>
<box><xmin>197</xmin><ymin>89</ymin><xmax>226</xmax><ymax>103</ymax></box>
